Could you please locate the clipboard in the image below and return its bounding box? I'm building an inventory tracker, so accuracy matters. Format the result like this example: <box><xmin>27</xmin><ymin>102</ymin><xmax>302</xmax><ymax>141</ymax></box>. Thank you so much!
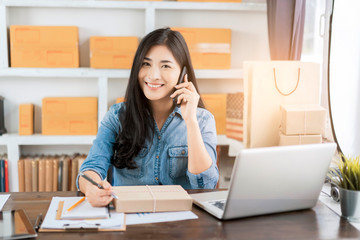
<box><xmin>39</xmin><ymin>197</ymin><xmax>126</xmax><ymax>232</ymax></box>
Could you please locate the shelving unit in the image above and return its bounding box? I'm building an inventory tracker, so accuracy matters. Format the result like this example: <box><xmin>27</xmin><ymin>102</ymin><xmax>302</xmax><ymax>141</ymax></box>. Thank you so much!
<box><xmin>0</xmin><ymin>0</ymin><xmax>268</xmax><ymax>192</ymax></box>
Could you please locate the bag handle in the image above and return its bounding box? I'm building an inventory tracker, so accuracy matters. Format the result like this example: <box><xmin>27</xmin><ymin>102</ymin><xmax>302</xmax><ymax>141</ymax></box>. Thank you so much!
<box><xmin>273</xmin><ymin>67</ymin><xmax>301</xmax><ymax>96</ymax></box>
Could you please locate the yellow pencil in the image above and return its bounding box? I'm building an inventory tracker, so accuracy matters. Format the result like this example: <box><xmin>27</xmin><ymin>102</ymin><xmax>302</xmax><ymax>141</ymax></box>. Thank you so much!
<box><xmin>66</xmin><ymin>197</ymin><xmax>86</xmax><ymax>212</ymax></box>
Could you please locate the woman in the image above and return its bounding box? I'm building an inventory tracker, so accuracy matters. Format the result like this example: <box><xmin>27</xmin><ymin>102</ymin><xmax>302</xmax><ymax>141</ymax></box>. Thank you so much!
<box><xmin>78</xmin><ymin>27</ymin><xmax>219</xmax><ymax>207</ymax></box>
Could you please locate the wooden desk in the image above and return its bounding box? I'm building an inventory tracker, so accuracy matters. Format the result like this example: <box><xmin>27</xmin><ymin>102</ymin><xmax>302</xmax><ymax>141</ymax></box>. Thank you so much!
<box><xmin>2</xmin><ymin>190</ymin><xmax>360</xmax><ymax>240</ymax></box>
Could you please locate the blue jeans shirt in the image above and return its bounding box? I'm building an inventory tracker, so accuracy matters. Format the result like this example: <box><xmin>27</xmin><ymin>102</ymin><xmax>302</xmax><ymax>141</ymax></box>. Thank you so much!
<box><xmin>77</xmin><ymin>102</ymin><xmax>219</xmax><ymax>189</ymax></box>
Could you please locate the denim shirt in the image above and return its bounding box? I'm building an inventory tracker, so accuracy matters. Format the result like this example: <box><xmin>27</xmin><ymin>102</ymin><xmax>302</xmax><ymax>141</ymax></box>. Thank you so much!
<box><xmin>77</xmin><ymin>102</ymin><xmax>219</xmax><ymax>189</ymax></box>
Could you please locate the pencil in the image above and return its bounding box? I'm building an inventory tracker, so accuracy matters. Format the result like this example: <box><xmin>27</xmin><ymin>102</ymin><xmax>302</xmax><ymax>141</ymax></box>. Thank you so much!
<box><xmin>66</xmin><ymin>197</ymin><xmax>86</xmax><ymax>212</ymax></box>
<box><xmin>80</xmin><ymin>172</ymin><xmax>119</xmax><ymax>200</ymax></box>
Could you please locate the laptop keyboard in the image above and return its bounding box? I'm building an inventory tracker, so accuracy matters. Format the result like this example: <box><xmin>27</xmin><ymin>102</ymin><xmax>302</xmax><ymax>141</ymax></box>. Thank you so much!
<box><xmin>207</xmin><ymin>199</ymin><xmax>226</xmax><ymax>210</ymax></box>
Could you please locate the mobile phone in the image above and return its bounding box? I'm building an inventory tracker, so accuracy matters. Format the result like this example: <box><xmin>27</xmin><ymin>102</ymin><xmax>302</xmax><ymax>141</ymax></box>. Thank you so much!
<box><xmin>173</xmin><ymin>66</ymin><xmax>187</xmax><ymax>106</ymax></box>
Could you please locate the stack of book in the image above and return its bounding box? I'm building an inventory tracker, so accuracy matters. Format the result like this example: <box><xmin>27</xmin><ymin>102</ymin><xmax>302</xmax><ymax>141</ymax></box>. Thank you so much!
<box><xmin>17</xmin><ymin>154</ymin><xmax>87</xmax><ymax>192</ymax></box>
<box><xmin>0</xmin><ymin>154</ymin><xmax>9</xmax><ymax>192</ymax></box>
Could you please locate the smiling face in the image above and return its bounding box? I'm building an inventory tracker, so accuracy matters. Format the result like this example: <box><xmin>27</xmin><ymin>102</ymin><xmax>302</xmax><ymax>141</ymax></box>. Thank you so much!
<box><xmin>138</xmin><ymin>45</ymin><xmax>181</xmax><ymax>105</ymax></box>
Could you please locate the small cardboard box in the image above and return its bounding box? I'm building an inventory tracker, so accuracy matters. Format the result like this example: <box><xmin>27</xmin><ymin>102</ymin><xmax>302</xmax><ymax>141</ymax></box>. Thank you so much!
<box><xmin>90</xmin><ymin>36</ymin><xmax>139</xmax><ymax>69</ymax></box>
<box><xmin>279</xmin><ymin>132</ymin><xmax>322</xmax><ymax>146</ymax></box>
<box><xmin>19</xmin><ymin>104</ymin><xmax>34</xmax><ymax>135</ymax></box>
<box><xmin>112</xmin><ymin>185</ymin><xmax>193</xmax><ymax>213</ymax></box>
<box><xmin>226</xmin><ymin>92</ymin><xmax>244</xmax><ymax>142</ymax></box>
<box><xmin>201</xmin><ymin>94</ymin><xmax>227</xmax><ymax>135</ymax></box>
<box><xmin>10</xmin><ymin>25</ymin><xmax>79</xmax><ymax>68</ymax></box>
<box><xmin>171</xmin><ymin>27</ymin><xmax>231</xmax><ymax>69</ymax></box>
<box><xmin>280</xmin><ymin>104</ymin><xmax>326</xmax><ymax>135</ymax></box>
<box><xmin>42</xmin><ymin>97</ymin><xmax>97</xmax><ymax>135</ymax></box>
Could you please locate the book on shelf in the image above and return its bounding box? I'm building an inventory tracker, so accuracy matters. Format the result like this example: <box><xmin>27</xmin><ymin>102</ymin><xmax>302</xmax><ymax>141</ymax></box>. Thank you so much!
<box><xmin>18</xmin><ymin>158</ymin><xmax>25</xmax><ymax>192</ymax></box>
<box><xmin>17</xmin><ymin>154</ymin><xmax>87</xmax><ymax>192</ymax></box>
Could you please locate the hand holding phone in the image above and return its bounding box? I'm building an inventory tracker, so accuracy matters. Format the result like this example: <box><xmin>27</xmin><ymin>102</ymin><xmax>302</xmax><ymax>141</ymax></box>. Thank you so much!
<box><xmin>173</xmin><ymin>66</ymin><xmax>187</xmax><ymax>106</ymax></box>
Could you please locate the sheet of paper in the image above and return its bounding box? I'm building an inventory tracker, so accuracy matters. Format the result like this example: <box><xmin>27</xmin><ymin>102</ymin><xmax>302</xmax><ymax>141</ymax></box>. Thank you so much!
<box><xmin>41</xmin><ymin>197</ymin><xmax>124</xmax><ymax>230</ymax></box>
<box><xmin>61</xmin><ymin>197</ymin><xmax>108</xmax><ymax>220</ymax></box>
<box><xmin>319</xmin><ymin>185</ymin><xmax>360</xmax><ymax>231</ymax></box>
<box><xmin>0</xmin><ymin>194</ymin><xmax>10</xmax><ymax>210</ymax></box>
<box><xmin>126</xmin><ymin>211</ymin><xmax>198</xmax><ymax>225</ymax></box>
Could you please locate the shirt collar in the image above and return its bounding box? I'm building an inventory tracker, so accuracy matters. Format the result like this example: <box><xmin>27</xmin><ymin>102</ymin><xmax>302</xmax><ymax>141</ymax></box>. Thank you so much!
<box><xmin>173</xmin><ymin>105</ymin><xmax>183</xmax><ymax>119</ymax></box>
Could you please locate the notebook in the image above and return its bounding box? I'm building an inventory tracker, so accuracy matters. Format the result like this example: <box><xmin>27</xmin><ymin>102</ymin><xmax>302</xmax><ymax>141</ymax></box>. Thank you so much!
<box><xmin>190</xmin><ymin>143</ymin><xmax>337</xmax><ymax>220</ymax></box>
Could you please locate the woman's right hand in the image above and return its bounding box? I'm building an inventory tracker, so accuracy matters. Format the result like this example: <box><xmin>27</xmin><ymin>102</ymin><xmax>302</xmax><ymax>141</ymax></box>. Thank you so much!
<box><xmin>85</xmin><ymin>180</ymin><xmax>115</xmax><ymax>207</ymax></box>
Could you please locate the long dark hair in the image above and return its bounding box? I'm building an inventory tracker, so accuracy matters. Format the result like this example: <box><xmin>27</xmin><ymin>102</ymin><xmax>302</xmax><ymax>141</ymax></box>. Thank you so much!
<box><xmin>112</xmin><ymin>27</ymin><xmax>205</xmax><ymax>169</ymax></box>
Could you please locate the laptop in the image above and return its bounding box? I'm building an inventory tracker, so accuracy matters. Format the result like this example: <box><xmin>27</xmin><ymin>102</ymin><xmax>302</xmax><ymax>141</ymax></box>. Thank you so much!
<box><xmin>190</xmin><ymin>143</ymin><xmax>337</xmax><ymax>220</ymax></box>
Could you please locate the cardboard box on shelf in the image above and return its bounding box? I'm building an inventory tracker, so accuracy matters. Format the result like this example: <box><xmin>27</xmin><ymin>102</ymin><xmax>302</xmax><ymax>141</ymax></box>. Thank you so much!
<box><xmin>112</xmin><ymin>185</ymin><xmax>193</xmax><ymax>213</ymax></box>
<box><xmin>226</xmin><ymin>92</ymin><xmax>244</xmax><ymax>142</ymax></box>
<box><xmin>10</xmin><ymin>25</ymin><xmax>79</xmax><ymax>68</ymax></box>
<box><xmin>19</xmin><ymin>104</ymin><xmax>34</xmax><ymax>135</ymax></box>
<box><xmin>171</xmin><ymin>27</ymin><xmax>231</xmax><ymax>69</ymax></box>
<box><xmin>42</xmin><ymin>97</ymin><xmax>97</xmax><ymax>135</ymax></box>
<box><xmin>90</xmin><ymin>36</ymin><xmax>139</xmax><ymax>69</ymax></box>
<box><xmin>280</xmin><ymin>104</ymin><xmax>326</xmax><ymax>135</ymax></box>
<box><xmin>201</xmin><ymin>94</ymin><xmax>227</xmax><ymax>135</ymax></box>
<box><xmin>279</xmin><ymin>132</ymin><xmax>322</xmax><ymax>146</ymax></box>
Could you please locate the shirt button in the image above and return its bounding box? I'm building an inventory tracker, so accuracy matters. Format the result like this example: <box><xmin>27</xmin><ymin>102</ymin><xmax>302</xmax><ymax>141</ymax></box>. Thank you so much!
<box><xmin>155</xmin><ymin>177</ymin><xmax>158</xmax><ymax>181</ymax></box>
<box><xmin>158</xmin><ymin>136</ymin><xmax>161</xmax><ymax>140</ymax></box>
<box><xmin>181</xmin><ymin>150</ymin><xmax>185</xmax><ymax>155</ymax></box>
<box><xmin>172</xmin><ymin>113</ymin><xmax>175</xmax><ymax>116</ymax></box>
<box><xmin>156</xmin><ymin>156</ymin><xmax>159</xmax><ymax>159</ymax></box>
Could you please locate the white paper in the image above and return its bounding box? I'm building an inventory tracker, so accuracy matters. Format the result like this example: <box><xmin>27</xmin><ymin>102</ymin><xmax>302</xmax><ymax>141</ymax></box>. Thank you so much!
<box><xmin>41</xmin><ymin>197</ymin><xmax>124</xmax><ymax>230</ymax></box>
<box><xmin>61</xmin><ymin>197</ymin><xmax>108</xmax><ymax>220</ymax></box>
<box><xmin>126</xmin><ymin>211</ymin><xmax>198</xmax><ymax>225</ymax></box>
<box><xmin>0</xmin><ymin>194</ymin><xmax>10</xmax><ymax>210</ymax></box>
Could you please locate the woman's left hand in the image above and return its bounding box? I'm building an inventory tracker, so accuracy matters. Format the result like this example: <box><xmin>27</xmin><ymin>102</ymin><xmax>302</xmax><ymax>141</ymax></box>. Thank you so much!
<box><xmin>171</xmin><ymin>74</ymin><xmax>199</xmax><ymax>123</ymax></box>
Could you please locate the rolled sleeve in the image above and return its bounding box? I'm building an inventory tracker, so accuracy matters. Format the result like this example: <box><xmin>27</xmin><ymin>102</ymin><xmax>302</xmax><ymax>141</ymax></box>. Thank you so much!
<box><xmin>187</xmin><ymin>111</ymin><xmax>219</xmax><ymax>189</ymax></box>
<box><xmin>187</xmin><ymin>162</ymin><xmax>219</xmax><ymax>189</ymax></box>
<box><xmin>76</xmin><ymin>103</ymin><xmax>122</xmax><ymax>189</ymax></box>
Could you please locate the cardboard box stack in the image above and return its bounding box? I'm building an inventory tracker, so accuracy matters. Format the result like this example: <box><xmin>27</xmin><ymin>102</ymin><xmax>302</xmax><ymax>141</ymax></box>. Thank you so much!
<box><xmin>171</xmin><ymin>27</ymin><xmax>231</xmax><ymax>69</ymax></box>
<box><xmin>19</xmin><ymin>104</ymin><xmax>34</xmax><ymax>135</ymax></box>
<box><xmin>279</xmin><ymin>104</ymin><xmax>326</xmax><ymax>146</ymax></box>
<box><xmin>201</xmin><ymin>94</ymin><xmax>227</xmax><ymax>135</ymax></box>
<box><xmin>112</xmin><ymin>185</ymin><xmax>193</xmax><ymax>213</ymax></box>
<box><xmin>226</xmin><ymin>92</ymin><xmax>244</xmax><ymax>142</ymax></box>
<box><xmin>42</xmin><ymin>97</ymin><xmax>98</xmax><ymax>135</ymax></box>
<box><xmin>90</xmin><ymin>36</ymin><xmax>139</xmax><ymax>69</ymax></box>
<box><xmin>10</xmin><ymin>25</ymin><xmax>79</xmax><ymax>68</ymax></box>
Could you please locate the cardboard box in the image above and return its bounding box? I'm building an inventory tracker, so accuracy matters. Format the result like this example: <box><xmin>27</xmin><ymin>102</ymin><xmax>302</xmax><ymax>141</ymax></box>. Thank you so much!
<box><xmin>112</xmin><ymin>185</ymin><xmax>193</xmax><ymax>213</ymax></box>
<box><xmin>116</xmin><ymin>97</ymin><xmax>125</xmax><ymax>104</ymax></box>
<box><xmin>10</xmin><ymin>25</ymin><xmax>79</xmax><ymax>68</ymax></box>
<box><xmin>171</xmin><ymin>27</ymin><xmax>231</xmax><ymax>69</ymax></box>
<box><xmin>280</xmin><ymin>104</ymin><xmax>326</xmax><ymax>135</ymax></box>
<box><xmin>90</xmin><ymin>36</ymin><xmax>139</xmax><ymax>69</ymax></box>
<box><xmin>19</xmin><ymin>104</ymin><xmax>34</xmax><ymax>135</ymax></box>
<box><xmin>279</xmin><ymin>132</ymin><xmax>322</xmax><ymax>146</ymax></box>
<box><xmin>201</xmin><ymin>94</ymin><xmax>227</xmax><ymax>135</ymax></box>
<box><xmin>42</xmin><ymin>97</ymin><xmax>97</xmax><ymax>135</ymax></box>
<box><xmin>226</xmin><ymin>92</ymin><xmax>244</xmax><ymax>142</ymax></box>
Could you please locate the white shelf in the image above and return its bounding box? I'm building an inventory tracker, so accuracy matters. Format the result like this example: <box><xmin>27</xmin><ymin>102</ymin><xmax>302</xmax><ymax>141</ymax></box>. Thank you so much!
<box><xmin>0</xmin><ymin>68</ymin><xmax>243</xmax><ymax>79</ymax></box>
<box><xmin>0</xmin><ymin>134</ymin><xmax>241</xmax><ymax>150</ymax></box>
<box><xmin>0</xmin><ymin>134</ymin><xmax>95</xmax><ymax>145</ymax></box>
<box><xmin>1</xmin><ymin>0</ymin><xmax>266</xmax><ymax>12</ymax></box>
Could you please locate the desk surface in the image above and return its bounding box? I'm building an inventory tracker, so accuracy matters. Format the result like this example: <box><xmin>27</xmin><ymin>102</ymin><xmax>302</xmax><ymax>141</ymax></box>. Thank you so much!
<box><xmin>1</xmin><ymin>190</ymin><xmax>360</xmax><ymax>240</ymax></box>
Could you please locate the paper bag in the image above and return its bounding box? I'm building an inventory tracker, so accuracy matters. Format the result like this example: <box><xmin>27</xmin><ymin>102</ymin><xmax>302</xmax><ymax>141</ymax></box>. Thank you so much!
<box><xmin>243</xmin><ymin>61</ymin><xmax>320</xmax><ymax>148</ymax></box>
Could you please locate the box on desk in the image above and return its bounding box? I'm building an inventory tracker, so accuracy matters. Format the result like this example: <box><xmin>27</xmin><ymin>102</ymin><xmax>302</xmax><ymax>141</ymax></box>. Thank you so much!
<box><xmin>171</xmin><ymin>27</ymin><xmax>231</xmax><ymax>69</ymax></box>
<box><xmin>112</xmin><ymin>185</ymin><xmax>193</xmax><ymax>213</ymax></box>
<box><xmin>280</xmin><ymin>104</ymin><xmax>326</xmax><ymax>135</ymax></box>
<box><xmin>201</xmin><ymin>94</ymin><xmax>227</xmax><ymax>135</ymax></box>
<box><xmin>19</xmin><ymin>104</ymin><xmax>34</xmax><ymax>135</ymax></box>
<box><xmin>10</xmin><ymin>25</ymin><xmax>79</xmax><ymax>68</ymax></box>
<box><xmin>279</xmin><ymin>132</ymin><xmax>322</xmax><ymax>146</ymax></box>
<box><xmin>90</xmin><ymin>36</ymin><xmax>138</xmax><ymax>69</ymax></box>
<box><xmin>42</xmin><ymin>97</ymin><xmax>98</xmax><ymax>135</ymax></box>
